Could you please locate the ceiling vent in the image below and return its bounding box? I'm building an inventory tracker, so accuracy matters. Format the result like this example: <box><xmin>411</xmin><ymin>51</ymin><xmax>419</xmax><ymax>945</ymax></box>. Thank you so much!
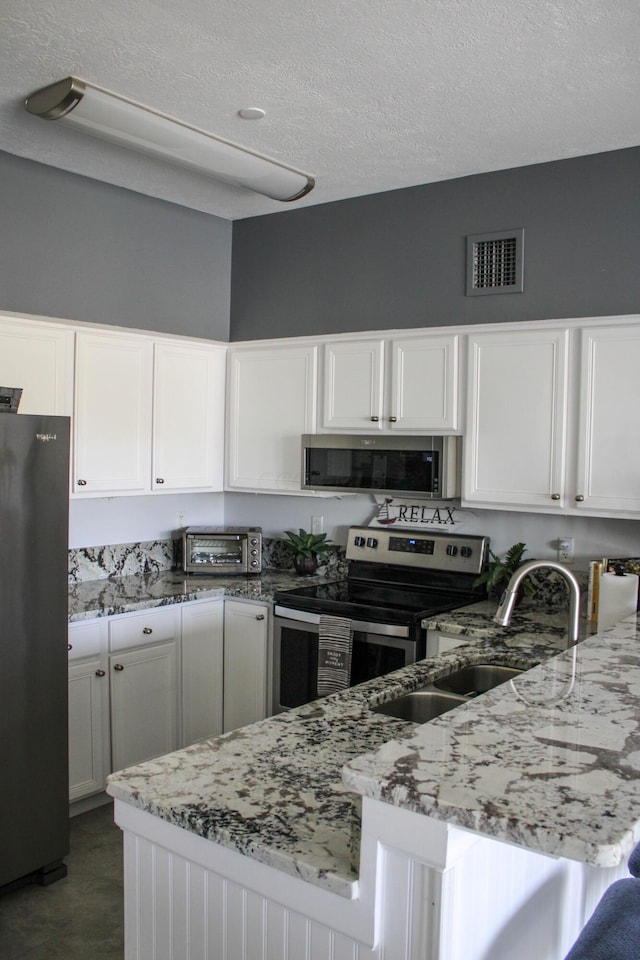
<box><xmin>466</xmin><ymin>229</ymin><xmax>524</xmax><ymax>296</ymax></box>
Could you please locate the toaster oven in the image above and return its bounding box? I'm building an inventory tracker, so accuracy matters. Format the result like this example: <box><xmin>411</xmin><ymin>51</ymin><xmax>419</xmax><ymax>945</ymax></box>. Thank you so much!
<box><xmin>179</xmin><ymin>527</ymin><xmax>262</xmax><ymax>575</ymax></box>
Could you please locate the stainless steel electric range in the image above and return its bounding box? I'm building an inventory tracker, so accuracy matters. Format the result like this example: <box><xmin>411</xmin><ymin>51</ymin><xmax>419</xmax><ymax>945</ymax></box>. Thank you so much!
<box><xmin>273</xmin><ymin>525</ymin><xmax>489</xmax><ymax>711</ymax></box>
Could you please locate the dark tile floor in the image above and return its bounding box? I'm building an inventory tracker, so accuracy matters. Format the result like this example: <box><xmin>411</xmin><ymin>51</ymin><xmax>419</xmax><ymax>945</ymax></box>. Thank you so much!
<box><xmin>0</xmin><ymin>802</ymin><xmax>123</xmax><ymax>960</ymax></box>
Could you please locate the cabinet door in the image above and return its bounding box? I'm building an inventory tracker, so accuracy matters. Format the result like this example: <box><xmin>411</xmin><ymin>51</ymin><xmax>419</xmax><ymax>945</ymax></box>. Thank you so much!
<box><xmin>110</xmin><ymin>640</ymin><xmax>179</xmax><ymax>772</ymax></box>
<box><xmin>152</xmin><ymin>341</ymin><xmax>225</xmax><ymax>492</ymax></box>
<box><xmin>463</xmin><ymin>329</ymin><xmax>569</xmax><ymax>510</ymax></box>
<box><xmin>74</xmin><ymin>331</ymin><xmax>153</xmax><ymax>494</ymax></box>
<box><xmin>226</xmin><ymin>344</ymin><xmax>317</xmax><ymax>492</ymax></box>
<box><xmin>0</xmin><ymin>315</ymin><xmax>73</xmax><ymax>415</ymax></box>
<box><xmin>575</xmin><ymin>325</ymin><xmax>640</xmax><ymax>515</ymax></box>
<box><xmin>321</xmin><ymin>339</ymin><xmax>384</xmax><ymax>430</ymax></box>
<box><xmin>181</xmin><ymin>600</ymin><xmax>224</xmax><ymax>745</ymax></box>
<box><xmin>68</xmin><ymin>620</ymin><xmax>110</xmax><ymax>801</ymax></box>
<box><xmin>390</xmin><ymin>335</ymin><xmax>459</xmax><ymax>431</ymax></box>
<box><xmin>223</xmin><ymin>601</ymin><xmax>269</xmax><ymax>732</ymax></box>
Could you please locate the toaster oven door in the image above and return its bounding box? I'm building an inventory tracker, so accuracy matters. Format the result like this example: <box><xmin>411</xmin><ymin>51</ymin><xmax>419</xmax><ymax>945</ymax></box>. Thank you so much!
<box><xmin>184</xmin><ymin>534</ymin><xmax>247</xmax><ymax>572</ymax></box>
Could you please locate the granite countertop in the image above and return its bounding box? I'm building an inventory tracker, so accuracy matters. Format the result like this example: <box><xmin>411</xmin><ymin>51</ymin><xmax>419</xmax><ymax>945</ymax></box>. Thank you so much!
<box><xmin>68</xmin><ymin>568</ymin><xmax>323</xmax><ymax>621</ymax></box>
<box><xmin>106</xmin><ymin>599</ymin><xmax>579</xmax><ymax>899</ymax></box>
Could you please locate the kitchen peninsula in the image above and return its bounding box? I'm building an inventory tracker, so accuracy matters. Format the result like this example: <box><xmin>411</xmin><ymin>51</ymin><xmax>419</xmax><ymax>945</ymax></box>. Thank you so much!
<box><xmin>106</xmin><ymin>603</ymin><xmax>640</xmax><ymax>960</ymax></box>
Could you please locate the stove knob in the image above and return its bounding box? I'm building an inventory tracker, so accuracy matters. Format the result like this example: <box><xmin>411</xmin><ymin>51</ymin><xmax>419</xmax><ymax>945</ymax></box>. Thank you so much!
<box><xmin>366</xmin><ymin>537</ymin><xmax>378</xmax><ymax>549</ymax></box>
<box><xmin>251</xmin><ymin>549</ymin><xmax>258</xmax><ymax>556</ymax></box>
<box><xmin>446</xmin><ymin>544</ymin><xmax>458</xmax><ymax>557</ymax></box>
<box><xmin>460</xmin><ymin>546</ymin><xmax>472</xmax><ymax>559</ymax></box>
<box><xmin>354</xmin><ymin>535</ymin><xmax>365</xmax><ymax>547</ymax></box>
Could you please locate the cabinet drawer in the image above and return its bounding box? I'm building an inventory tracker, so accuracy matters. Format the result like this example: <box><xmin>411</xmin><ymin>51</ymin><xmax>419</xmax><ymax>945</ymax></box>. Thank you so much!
<box><xmin>68</xmin><ymin>619</ymin><xmax>107</xmax><ymax>661</ymax></box>
<box><xmin>109</xmin><ymin>607</ymin><xmax>179</xmax><ymax>653</ymax></box>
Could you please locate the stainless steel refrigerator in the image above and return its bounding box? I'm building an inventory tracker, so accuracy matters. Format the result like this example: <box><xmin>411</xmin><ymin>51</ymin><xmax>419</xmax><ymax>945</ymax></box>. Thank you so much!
<box><xmin>0</xmin><ymin>414</ymin><xmax>70</xmax><ymax>889</ymax></box>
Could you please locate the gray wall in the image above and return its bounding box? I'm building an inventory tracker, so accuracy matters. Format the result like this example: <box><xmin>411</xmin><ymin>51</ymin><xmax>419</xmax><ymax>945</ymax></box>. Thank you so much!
<box><xmin>230</xmin><ymin>147</ymin><xmax>640</xmax><ymax>341</ymax></box>
<box><xmin>0</xmin><ymin>151</ymin><xmax>232</xmax><ymax>340</ymax></box>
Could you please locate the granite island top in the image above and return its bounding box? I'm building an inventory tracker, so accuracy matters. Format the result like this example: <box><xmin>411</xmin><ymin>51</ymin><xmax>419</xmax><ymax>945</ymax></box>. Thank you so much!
<box><xmin>106</xmin><ymin>596</ymin><xmax>592</xmax><ymax>899</ymax></box>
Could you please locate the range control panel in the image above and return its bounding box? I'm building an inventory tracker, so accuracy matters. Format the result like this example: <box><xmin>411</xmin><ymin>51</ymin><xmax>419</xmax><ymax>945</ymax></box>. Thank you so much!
<box><xmin>345</xmin><ymin>526</ymin><xmax>489</xmax><ymax>575</ymax></box>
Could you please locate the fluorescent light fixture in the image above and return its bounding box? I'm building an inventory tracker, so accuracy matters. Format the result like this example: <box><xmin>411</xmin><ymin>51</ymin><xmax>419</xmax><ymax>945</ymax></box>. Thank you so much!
<box><xmin>25</xmin><ymin>77</ymin><xmax>315</xmax><ymax>202</ymax></box>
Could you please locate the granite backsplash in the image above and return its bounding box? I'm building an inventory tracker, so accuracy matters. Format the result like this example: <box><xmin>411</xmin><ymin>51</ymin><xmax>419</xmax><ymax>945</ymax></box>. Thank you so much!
<box><xmin>68</xmin><ymin>537</ymin><xmax>346</xmax><ymax>584</ymax></box>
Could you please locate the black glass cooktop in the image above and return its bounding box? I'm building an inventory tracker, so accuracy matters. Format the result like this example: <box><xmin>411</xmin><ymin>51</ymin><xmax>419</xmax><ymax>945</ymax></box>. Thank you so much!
<box><xmin>274</xmin><ymin>578</ymin><xmax>480</xmax><ymax>626</ymax></box>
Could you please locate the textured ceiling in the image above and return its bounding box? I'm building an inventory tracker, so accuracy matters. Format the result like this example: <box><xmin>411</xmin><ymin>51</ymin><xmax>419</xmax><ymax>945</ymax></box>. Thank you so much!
<box><xmin>2</xmin><ymin>0</ymin><xmax>639</xmax><ymax>220</ymax></box>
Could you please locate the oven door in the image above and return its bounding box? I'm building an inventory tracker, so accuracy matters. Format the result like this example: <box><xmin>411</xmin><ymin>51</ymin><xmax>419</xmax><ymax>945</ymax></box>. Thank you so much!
<box><xmin>273</xmin><ymin>606</ymin><xmax>418</xmax><ymax>712</ymax></box>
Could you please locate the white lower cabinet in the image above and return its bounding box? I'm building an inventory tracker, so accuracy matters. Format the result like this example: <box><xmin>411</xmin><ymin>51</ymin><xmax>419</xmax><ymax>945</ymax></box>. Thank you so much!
<box><xmin>68</xmin><ymin>620</ymin><xmax>110</xmax><ymax>801</ymax></box>
<box><xmin>181</xmin><ymin>599</ymin><xmax>224</xmax><ymax>744</ymax></box>
<box><xmin>109</xmin><ymin>607</ymin><xmax>181</xmax><ymax>773</ymax></box>
<box><xmin>223</xmin><ymin>600</ymin><xmax>270</xmax><ymax>732</ymax></box>
<box><xmin>69</xmin><ymin>597</ymin><xmax>269</xmax><ymax>802</ymax></box>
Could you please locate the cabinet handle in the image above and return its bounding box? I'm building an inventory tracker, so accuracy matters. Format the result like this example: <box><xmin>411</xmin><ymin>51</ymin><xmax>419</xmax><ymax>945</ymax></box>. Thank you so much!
<box><xmin>575</xmin><ymin>494</ymin><xmax>585</xmax><ymax>502</ymax></box>
<box><xmin>114</xmin><ymin>663</ymin><xmax>125</xmax><ymax>671</ymax></box>
<box><xmin>156</xmin><ymin>478</ymin><xmax>165</xmax><ymax>484</ymax></box>
<box><xmin>389</xmin><ymin>416</ymin><xmax>398</xmax><ymax>423</ymax></box>
<box><xmin>255</xmin><ymin>614</ymin><xmax>265</xmax><ymax>621</ymax></box>
<box><xmin>95</xmin><ymin>669</ymin><xmax>106</xmax><ymax>677</ymax></box>
<box><xmin>370</xmin><ymin>416</ymin><xmax>379</xmax><ymax>422</ymax></box>
<box><xmin>143</xmin><ymin>627</ymin><xmax>153</xmax><ymax>635</ymax></box>
<box><xmin>68</xmin><ymin>643</ymin><xmax>73</xmax><ymax>651</ymax></box>
<box><xmin>551</xmin><ymin>493</ymin><xmax>561</xmax><ymax>501</ymax></box>
<box><xmin>77</xmin><ymin>479</ymin><xmax>87</xmax><ymax>486</ymax></box>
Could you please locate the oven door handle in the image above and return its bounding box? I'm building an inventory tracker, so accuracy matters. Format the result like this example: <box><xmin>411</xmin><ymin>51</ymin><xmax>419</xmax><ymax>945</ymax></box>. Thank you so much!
<box><xmin>274</xmin><ymin>606</ymin><xmax>410</xmax><ymax>639</ymax></box>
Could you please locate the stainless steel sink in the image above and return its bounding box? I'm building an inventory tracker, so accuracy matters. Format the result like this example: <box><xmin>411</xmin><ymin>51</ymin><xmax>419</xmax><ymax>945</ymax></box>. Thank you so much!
<box><xmin>433</xmin><ymin>663</ymin><xmax>523</xmax><ymax>697</ymax></box>
<box><xmin>372</xmin><ymin>690</ymin><xmax>466</xmax><ymax>723</ymax></box>
<box><xmin>371</xmin><ymin>663</ymin><xmax>524</xmax><ymax>724</ymax></box>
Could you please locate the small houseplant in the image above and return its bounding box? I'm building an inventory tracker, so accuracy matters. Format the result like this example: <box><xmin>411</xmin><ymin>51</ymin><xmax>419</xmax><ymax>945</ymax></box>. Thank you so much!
<box><xmin>279</xmin><ymin>528</ymin><xmax>337</xmax><ymax>576</ymax></box>
<box><xmin>474</xmin><ymin>541</ymin><xmax>535</xmax><ymax>602</ymax></box>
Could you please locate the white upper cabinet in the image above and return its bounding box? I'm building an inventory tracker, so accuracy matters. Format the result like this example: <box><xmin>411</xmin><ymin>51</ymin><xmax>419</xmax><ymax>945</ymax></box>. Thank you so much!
<box><xmin>226</xmin><ymin>342</ymin><xmax>318</xmax><ymax>493</ymax></box>
<box><xmin>152</xmin><ymin>340</ymin><xmax>225</xmax><ymax>492</ymax></box>
<box><xmin>322</xmin><ymin>338</ymin><xmax>384</xmax><ymax>429</ymax></box>
<box><xmin>574</xmin><ymin>324</ymin><xmax>640</xmax><ymax>515</ymax></box>
<box><xmin>463</xmin><ymin>319</ymin><xmax>640</xmax><ymax>518</ymax></box>
<box><xmin>390</xmin><ymin>335</ymin><xmax>459</xmax><ymax>431</ymax></box>
<box><xmin>74</xmin><ymin>330</ymin><xmax>225</xmax><ymax>496</ymax></box>
<box><xmin>463</xmin><ymin>328</ymin><xmax>569</xmax><ymax>510</ymax></box>
<box><xmin>321</xmin><ymin>333</ymin><xmax>459</xmax><ymax>432</ymax></box>
<box><xmin>74</xmin><ymin>331</ymin><xmax>153</xmax><ymax>494</ymax></box>
<box><xmin>0</xmin><ymin>314</ymin><xmax>73</xmax><ymax>415</ymax></box>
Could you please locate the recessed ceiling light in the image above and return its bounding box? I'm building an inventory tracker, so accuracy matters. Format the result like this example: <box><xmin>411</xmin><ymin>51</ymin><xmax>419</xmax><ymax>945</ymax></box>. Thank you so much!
<box><xmin>237</xmin><ymin>107</ymin><xmax>266</xmax><ymax>120</ymax></box>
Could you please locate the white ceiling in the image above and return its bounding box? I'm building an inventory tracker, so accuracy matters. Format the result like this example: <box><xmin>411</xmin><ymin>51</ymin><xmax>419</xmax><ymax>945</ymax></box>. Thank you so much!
<box><xmin>2</xmin><ymin>0</ymin><xmax>639</xmax><ymax>221</ymax></box>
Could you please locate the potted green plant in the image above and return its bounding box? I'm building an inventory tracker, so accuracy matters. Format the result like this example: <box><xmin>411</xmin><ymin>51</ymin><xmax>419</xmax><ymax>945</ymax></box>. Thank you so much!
<box><xmin>474</xmin><ymin>541</ymin><xmax>535</xmax><ymax>602</ymax></box>
<box><xmin>279</xmin><ymin>528</ymin><xmax>337</xmax><ymax>576</ymax></box>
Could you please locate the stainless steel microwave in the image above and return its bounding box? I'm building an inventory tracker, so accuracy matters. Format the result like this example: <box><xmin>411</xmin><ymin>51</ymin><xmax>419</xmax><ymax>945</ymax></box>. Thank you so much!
<box><xmin>179</xmin><ymin>527</ymin><xmax>262</xmax><ymax>575</ymax></box>
<box><xmin>301</xmin><ymin>434</ymin><xmax>461</xmax><ymax>498</ymax></box>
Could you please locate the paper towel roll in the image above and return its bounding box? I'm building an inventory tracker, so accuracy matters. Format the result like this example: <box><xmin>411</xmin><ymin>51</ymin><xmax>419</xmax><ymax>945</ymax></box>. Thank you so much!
<box><xmin>597</xmin><ymin>572</ymin><xmax>639</xmax><ymax>632</ymax></box>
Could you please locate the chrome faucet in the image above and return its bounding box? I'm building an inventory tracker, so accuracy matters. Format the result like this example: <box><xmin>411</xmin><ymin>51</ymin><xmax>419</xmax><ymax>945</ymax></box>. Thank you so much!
<box><xmin>494</xmin><ymin>559</ymin><xmax>581</xmax><ymax>646</ymax></box>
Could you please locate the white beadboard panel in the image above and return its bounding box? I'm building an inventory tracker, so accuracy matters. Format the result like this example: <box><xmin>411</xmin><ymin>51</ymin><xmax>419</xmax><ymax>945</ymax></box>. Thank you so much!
<box><xmin>119</xmin><ymin>813</ymin><xmax>375</xmax><ymax>960</ymax></box>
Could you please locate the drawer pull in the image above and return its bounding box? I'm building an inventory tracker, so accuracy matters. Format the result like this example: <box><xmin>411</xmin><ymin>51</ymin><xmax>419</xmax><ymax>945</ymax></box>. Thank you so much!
<box><xmin>68</xmin><ymin>643</ymin><xmax>73</xmax><ymax>651</ymax></box>
<box><xmin>370</xmin><ymin>416</ymin><xmax>379</xmax><ymax>422</ymax></box>
<box><xmin>255</xmin><ymin>614</ymin><xmax>265</xmax><ymax>621</ymax></box>
<box><xmin>575</xmin><ymin>494</ymin><xmax>584</xmax><ymax>502</ymax></box>
<box><xmin>143</xmin><ymin>627</ymin><xmax>153</xmax><ymax>635</ymax></box>
<box><xmin>155</xmin><ymin>478</ymin><xmax>165</xmax><ymax>484</ymax></box>
<box><xmin>95</xmin><ymin>669</ymin><xmax>106</xmax><ymax>677</ymax></box>
<box><xmin>551</xmin><ymin>493</ymin><xmax>561</xmax><ymax>501</ymax></box>
<box><xmin>77</xmin><ymin>479</ymin><xmax>87</xmax><ymax>486</ymax></box>
<box><xmin>389</xmin><ymin>416</ymin><xmax>398</xmax><ymax>422</ymax></box>
<box><xmin>114</xmin><ymin>663</ymin><xmax>125</xmax><ymax>671</ymax></box>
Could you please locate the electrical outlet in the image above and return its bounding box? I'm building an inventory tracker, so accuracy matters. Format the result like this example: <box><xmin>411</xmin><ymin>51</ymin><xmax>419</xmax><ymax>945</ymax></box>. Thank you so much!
<box><xmin>557</xmin><ymin>537</ymin><xmax>575</xmax><ymax>564</ymax></box>
<box><xmin>311</xmin><ymin>515</ymin><xmax>323</xmax><ymax>535</ymax></box>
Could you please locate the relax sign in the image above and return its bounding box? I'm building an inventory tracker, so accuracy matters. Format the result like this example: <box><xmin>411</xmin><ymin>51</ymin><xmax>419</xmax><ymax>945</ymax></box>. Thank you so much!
<box><xmin>370</xmin><ymin>497</ymin><xmax>477</xmax><ymax>528</ymax></box>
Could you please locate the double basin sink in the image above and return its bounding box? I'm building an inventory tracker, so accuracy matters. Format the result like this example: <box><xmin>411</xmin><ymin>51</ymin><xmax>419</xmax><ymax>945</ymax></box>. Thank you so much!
<box><xmin>372</xmin><ymin>663</ymin><xmax>523</xmax><ymax>724</ymax></box>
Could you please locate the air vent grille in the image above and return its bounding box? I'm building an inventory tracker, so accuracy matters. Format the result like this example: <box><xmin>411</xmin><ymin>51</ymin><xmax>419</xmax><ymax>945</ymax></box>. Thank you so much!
<box><xmin>466</xmin><ymin>229</ymin><xmax>524</xmax><ymax>296</ymax></box>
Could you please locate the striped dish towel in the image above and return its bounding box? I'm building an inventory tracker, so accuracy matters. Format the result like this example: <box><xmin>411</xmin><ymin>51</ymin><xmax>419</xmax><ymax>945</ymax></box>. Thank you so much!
<box><xmin>317</xmin><ymin>615</ymin><xmax>353</xmax><ymax>697</ymax></box>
